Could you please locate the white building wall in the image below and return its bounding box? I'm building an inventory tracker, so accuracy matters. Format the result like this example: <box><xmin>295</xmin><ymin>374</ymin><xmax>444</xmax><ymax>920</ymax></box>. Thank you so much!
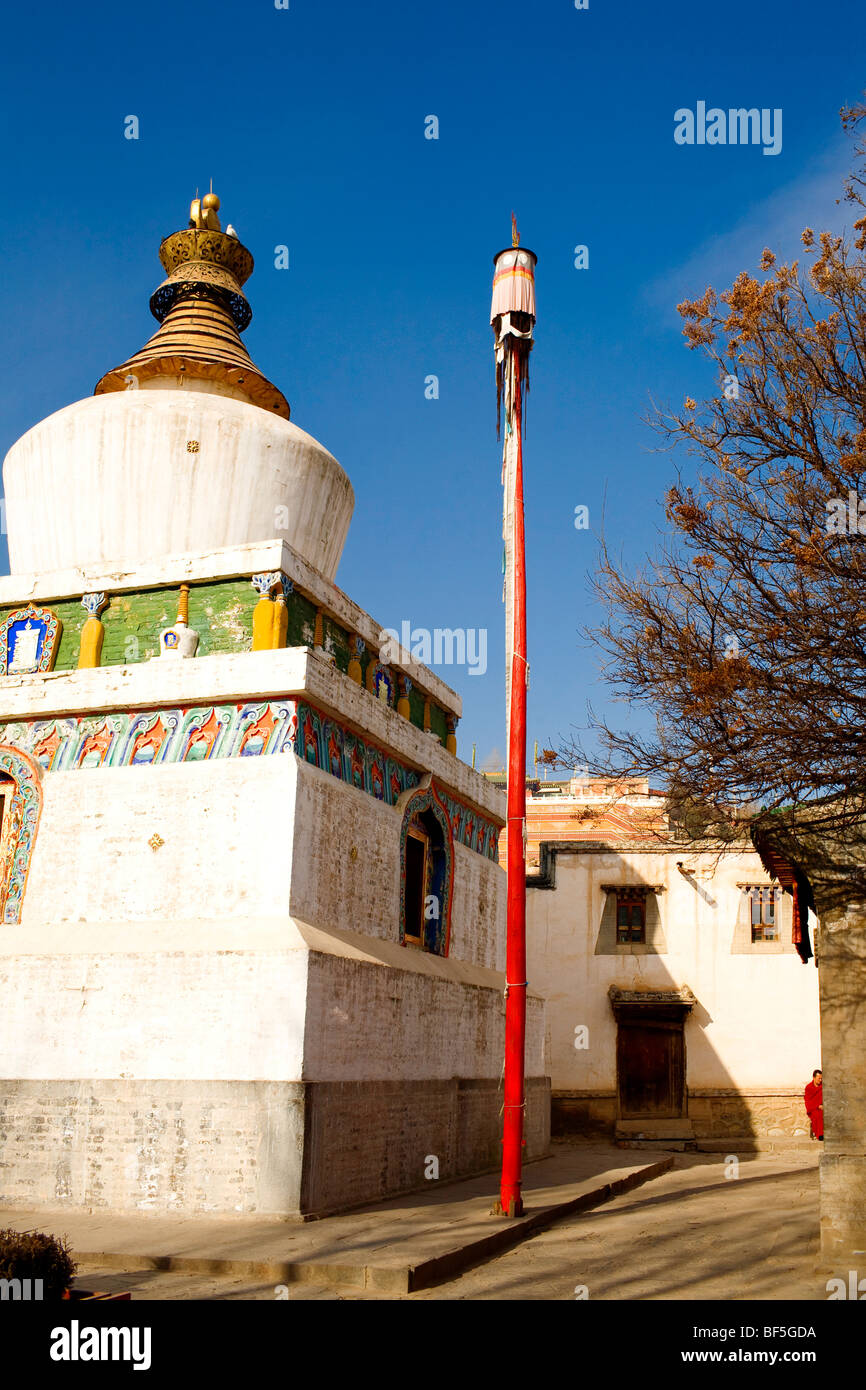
<box><xmin>289</xmin><ymin>759</ymin><xmax>505</xmax><ymax>972</ymax></box>
<box><xmin>529</xmin><ymin>847</ymin><xmax>821</xmax><ymax>1097</ymax></box>
<box><xmin>0</xmin><ymin>945</ymin><xmax>309</xmax><ymax>1082</ymax></box>
<box><xmin>21</xmin><ymin>756</ymin><xmax>295</xmax><ymax>927</ymax></box>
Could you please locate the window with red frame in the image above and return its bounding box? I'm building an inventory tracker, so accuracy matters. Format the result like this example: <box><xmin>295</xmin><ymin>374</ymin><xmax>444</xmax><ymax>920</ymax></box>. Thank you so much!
<box><xmin>616</xmin><ymin>891</ymin><xmax>646</xmax><ymax>944</ymax></box>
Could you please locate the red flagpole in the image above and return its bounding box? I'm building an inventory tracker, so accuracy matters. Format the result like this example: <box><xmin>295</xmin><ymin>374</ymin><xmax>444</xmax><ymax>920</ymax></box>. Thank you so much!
<box><xmin>500</xmin><ymin>353</ymin><xmax>527</xmax><ymax>1217</ymax></box>
<box><xmin>490</xmin><ymin>224</ymin><xmax>535</xmax><ymax>1218</ymax></box>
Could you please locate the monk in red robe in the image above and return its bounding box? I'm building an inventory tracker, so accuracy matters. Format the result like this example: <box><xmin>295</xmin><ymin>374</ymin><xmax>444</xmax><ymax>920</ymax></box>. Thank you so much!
<box><xmin>805</xmin><ymin>1069</ymin><xmax>824</xmax><ymax>1140</ymax></box>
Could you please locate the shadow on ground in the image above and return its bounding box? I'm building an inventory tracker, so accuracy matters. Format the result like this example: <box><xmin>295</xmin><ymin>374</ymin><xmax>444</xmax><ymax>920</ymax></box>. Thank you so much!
<box><xmin>72</xmin><ymin>1151</ymin><xmax>825</xmax><ymax>1302</ymax></box>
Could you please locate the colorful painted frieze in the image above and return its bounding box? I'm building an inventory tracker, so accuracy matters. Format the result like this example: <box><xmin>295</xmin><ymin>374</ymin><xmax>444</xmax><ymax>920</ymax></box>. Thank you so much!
<box><xmin>0</xmin><ymin>699</ymin><xmax>499</xmax><ymax>859</ymax></box>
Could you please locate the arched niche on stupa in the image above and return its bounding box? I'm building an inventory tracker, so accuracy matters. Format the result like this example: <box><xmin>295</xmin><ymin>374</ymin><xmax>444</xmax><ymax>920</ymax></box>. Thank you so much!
<box><xmin>397</xmin><ymin>781</ymin><xmax>454</xmax><ymax>956</ymax></box>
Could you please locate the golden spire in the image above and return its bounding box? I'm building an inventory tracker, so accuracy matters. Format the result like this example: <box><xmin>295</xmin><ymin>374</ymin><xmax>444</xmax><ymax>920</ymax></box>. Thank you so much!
<box><xmin>511</xmin><ymin>212</ymin><xmax>520</xmax><ymax>248</ymax></box>
<box><xmin>94</xmin><ymin>190</ymin><xmax>289</xmax><ymax>419</ymax></box>
<box><xmin>188</xmin><ymin>187</ymin><xmax>222</xmax><ymax>232</ymax></box>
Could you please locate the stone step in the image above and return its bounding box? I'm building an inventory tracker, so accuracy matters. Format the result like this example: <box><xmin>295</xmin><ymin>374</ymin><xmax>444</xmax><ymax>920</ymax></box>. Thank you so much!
<box><xmin>694</xmin><ymin>1136</ymin><xmax>817</xmax><ymax>1154</ymax></box>
<box><xmin>617</xmin><ymin>1139</ymin><xmax>698</xmax><ymax>1152</ymax></box>
<box><xmin>616</xmin><ymin>1119</ymin><xmax>695</xmax><ymax>1140</ymax></box>
<box><xmin>615</xmin><ymin>1133</ymin><xmax>818</xmax><ymax>1155</ymax></box>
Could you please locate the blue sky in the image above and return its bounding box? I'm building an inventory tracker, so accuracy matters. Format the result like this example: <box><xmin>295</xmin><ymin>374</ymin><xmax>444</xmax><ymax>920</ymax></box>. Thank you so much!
<box><xmin>1</xmin><ymin>0</ymin><xmax>865</xmax><ymax>770</ymax></box>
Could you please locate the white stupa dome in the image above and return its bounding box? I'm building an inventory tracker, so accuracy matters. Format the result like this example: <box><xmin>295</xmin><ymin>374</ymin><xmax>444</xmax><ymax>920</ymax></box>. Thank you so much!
<box><xmin>2</xmin><ymin>192</ymin><xmax>354</xmax><ymax>581</ymax></box>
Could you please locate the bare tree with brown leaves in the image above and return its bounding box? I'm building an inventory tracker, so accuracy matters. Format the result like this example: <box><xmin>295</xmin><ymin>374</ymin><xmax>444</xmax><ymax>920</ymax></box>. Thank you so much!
<box><xmin>561</xmin><ymin>101</ymin><xmax>866</xmax><ymax>838</ymax></box>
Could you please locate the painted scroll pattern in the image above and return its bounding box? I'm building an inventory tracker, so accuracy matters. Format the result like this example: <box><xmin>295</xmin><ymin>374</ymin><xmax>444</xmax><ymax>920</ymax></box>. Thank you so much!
<box><xmin>0</xmin><ymin>746</ymin><xmax>43</xmax><ymax>924</ymax></box>
<box><xmin>0</xmin><ymin>701</ymin><xmax>500</xmax><ymax>860</ymax></box>
<box><xmin>0</xmin><ymin>703</ymin><xmax>298</xmax><ymax>772</ymax></box>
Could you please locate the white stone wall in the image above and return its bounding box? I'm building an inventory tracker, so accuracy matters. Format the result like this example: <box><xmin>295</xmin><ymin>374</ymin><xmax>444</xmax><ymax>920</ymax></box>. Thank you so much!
<box><xmin>21</xmin><ymin>756</ymin><xmax>295</xmax><ymax>926</ymax></box>
<box><xmin>304</xmin><ymin>952</ymin><xmax>506</xmax><ymax>1081</ymax></box>
<box><xmin>529</xmin><ymin>847</ymin><xmax>821</xmax><ymax>1094</ymax></box>
<box><xmin>290</xmin><ymin>759</ymin><xmax>399</xmax><ymax>946</ymax></box>
<box><xmin>1</xmin><ymin>744</ymin><xmax>514</xmax><ymax>1085</ymax></box>
<box><xmin>0</xmin><ymin>947</ymin><xmax>308</xmax><ymax>1082</ymax></box>
<box><xmin>449</xmin><ymin>838</ymin><xmax>505</xmax><ymax>974</ymax></box>
<box><xmin>289</xmin><ymin>759</ymin><xmax>504</xmax><ymax>971</ymax></box>
<box><xmin>0</xmin><ymin>1079</ymin><xmax>305</xmax><ymax>1214</ymax></box>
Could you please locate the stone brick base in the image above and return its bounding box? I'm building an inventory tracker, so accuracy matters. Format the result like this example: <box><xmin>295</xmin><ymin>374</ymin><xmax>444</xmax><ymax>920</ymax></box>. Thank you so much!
<box><xmin>552</xmin><ymin>1089</ymin><xmax>810</xmax><ymax>1140</ymax></box>
<box><xmin>819</xmin><ymin>1154</ymin><xmax>866</xmax><ymax>1257</ymax></box>
<box><xmin>0</xmin><ymin>1075</ymin><xmax>550</xmax><ymax>1219</ymax></box>
<box><xmin>0</xmin><ymin>1078</ymin><xmax>306</xmax><ymax>1216</ymax></box>
<box><xmin>551</xmin><ymin>1092</ymin><xmax>617</xmax><ymax>1137</ymax></box>
<box><xmin>687</xmin><ymin>1090</ymin><xmax>811</xmax><ymax>1138</ymax></box>
<box><xmin>302</xmin><ymin>1076</ymin><xmax>550</xmax><ymax>1216</ymax></box>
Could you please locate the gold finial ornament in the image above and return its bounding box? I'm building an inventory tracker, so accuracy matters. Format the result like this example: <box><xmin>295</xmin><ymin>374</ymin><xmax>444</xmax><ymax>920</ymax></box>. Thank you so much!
<box><xmin>201</xmin><ymin>192</ymin><xmax>221</xmax><ymax>230</ymax></box>
<box><xmin>95</xmin><ymin>189</ymin><xmax>289</xmax><ymax>419</ymax></box>
<box><xmin>511</xmin><ymin>212</ymin><xmax>520</xmax><ymax>248</ymax></box>
<box><xmin>189</xmin><ymin>190</ymin><xmax>221</xmax><ymax>232</ymax></box>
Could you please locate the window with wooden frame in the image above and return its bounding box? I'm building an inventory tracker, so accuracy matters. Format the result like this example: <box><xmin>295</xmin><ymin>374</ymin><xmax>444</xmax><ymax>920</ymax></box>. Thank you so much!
<box><xmin>403</xmin><ymin>824</ymin><xmax>430</xmax><ymax>946</ymax></box>
<box><xmin>596</xmin><ymin>884</ymin><xmax>666</xmax><ymax>955</ymax></box>
<box><xmin>616</xmin><ymin>889</ymin><xmax>646</xmax><ymax>944</ymax></box>
<box><xmin>748</xmin><ymin>886</ymin><xmax>780</xmax><ymax>942</ymax></box>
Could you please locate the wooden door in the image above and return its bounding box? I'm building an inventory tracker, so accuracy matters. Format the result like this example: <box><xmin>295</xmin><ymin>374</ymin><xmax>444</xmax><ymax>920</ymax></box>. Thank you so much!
<box><xmin>617</xmin><ymin>1018</ymin><xmax>684</xmax><ymax>1118</ymax></box>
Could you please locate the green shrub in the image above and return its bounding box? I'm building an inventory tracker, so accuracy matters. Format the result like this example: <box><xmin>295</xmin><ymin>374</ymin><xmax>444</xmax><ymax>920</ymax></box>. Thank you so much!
<box><xmin>0</xmin><ymin>1228</ymin><xmax>77</xmax><ymax>1299</ymax></box>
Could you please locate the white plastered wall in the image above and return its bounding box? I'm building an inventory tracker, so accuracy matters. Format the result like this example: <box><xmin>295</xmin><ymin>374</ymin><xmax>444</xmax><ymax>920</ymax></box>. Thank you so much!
<box><xmin>21</xmin><ymin>756</ymin><xmax>295</xmax><ymax>926</ymax></box>
<box><xmin>289</xmin><ymin>759</ymin><xmax>506</xmax><ymax>972</ymax></box>
<box><xmin>528</xmin><ymin>848</ymin><xmax>820</xmax><ymax>1093</ymax></box>
<box><xmin>1</xmin><ymin>756</ymin><xmax>307</xmax><ymax>1083</ymax></box>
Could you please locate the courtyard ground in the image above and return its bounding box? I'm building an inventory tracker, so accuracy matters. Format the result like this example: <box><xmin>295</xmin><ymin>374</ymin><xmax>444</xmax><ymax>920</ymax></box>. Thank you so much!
<box><xmin>67</xmin><ymin>1149</ymin><xmax>827</xmax><ymax>1301</ymax></box>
